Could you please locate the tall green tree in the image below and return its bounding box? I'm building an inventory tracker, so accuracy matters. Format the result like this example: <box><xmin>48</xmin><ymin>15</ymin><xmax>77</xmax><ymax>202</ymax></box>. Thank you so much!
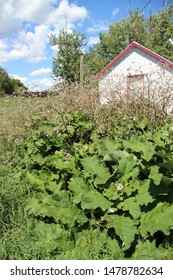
<box><xmin>126</xmin><ymin>9</ymin><xmax>147</xmax><ymax>44</ymax></box>
<box><xmin>146</xmin><ymin>5</ymin><xmax>173</xmax><ymax>61</ymax></box>
<box><xmin>49</xmin><ymin>29</ymin><xmax>86</xmax><ymax>83</ymax></box>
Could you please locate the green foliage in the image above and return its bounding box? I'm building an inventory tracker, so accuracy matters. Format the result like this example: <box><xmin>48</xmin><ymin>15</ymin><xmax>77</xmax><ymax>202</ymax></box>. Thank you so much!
<box><xmin>49</xmin><ymin>29</ymin><xmax>86</xmax><ymax>82</ymax></box>
<box><xmin>11</xmin><ymin>110</ymin><xmax>173</xmax><ymax>260</ymax></box>
<box><xmin>0</xmin><ymin>161</ymin><xmax>39</xmax><ymax>259</ymax></box>
<box><xmin>0</xmin><ymin>67</ymin><xmax>14</xmax><ymax>95</ymax></box>
<box><xmin>140</xmin><ymin>202</ymin><xmax>173</xmax><ymax>236</ymax></box>
<box><xmin>11</xmin><ymin>78</ymin><xmax>28</xmax><ymax>92</ymax></box>
<box><xmin>0</xmin><ymin>67</ymin><xmax>27</xmax><ymax>95</ymax></box>
<box><xmin>147</xmin><ymin>6</ymin><xmax>173</xmax><ymax>61</ymax></box>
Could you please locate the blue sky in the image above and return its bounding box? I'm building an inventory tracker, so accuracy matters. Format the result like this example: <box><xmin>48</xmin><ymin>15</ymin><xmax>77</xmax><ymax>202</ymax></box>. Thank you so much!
<box><xmin>0</xmin><ymin>0</ymin><xmax>169</xmax><ymax>91</ymax></box>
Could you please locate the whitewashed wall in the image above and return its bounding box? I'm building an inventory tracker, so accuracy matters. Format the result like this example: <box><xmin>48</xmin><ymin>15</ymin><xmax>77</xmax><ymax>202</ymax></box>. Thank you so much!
<box><xmin>99</xmin><ymin>47</ymin><xmax>173</xmax><ymax>113</ymax></box>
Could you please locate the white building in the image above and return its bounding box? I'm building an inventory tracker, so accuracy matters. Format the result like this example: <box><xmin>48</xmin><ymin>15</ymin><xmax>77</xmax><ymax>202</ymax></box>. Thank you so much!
<box><xmin>96</xmin><ymin>41</ymin><xmax>173</xmax><ymax>113</ymax></box>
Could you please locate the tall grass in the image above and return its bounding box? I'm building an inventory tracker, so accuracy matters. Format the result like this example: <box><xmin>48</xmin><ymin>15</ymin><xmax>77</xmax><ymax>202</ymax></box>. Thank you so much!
<box><xmin>0</xmin><ymin>76</ymin><xmax>172</xmax><ymax>142</ymax></box>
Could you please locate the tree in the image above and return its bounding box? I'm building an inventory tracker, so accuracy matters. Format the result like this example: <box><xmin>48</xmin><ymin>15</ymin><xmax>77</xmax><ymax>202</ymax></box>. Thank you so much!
<box><xmin>0</xmin><ymin>67</ymin><xmax>14</xmax><ymax>95</ymax></box>
<box><xmin>146</xmin><ymin>5</ymin><xmax>173</xmax><ymax>61</ymax></box>
<box><xmin>11</xmin><ymin>78</ymin><xmax>27</xmax><ymax>92</ymax></box>
<box><xmin>49</xmin><ymin>29</ymin><xmax>86</xmax><ymax>83</ymax></box>
<box><xmin>127</xmin><ymin>9</ymin><xmax>147</xmax><ymax>44</ymax></box>
<box><xmin>0</xmin><ymin>67</ymin><xmax>27</xmax><ymax>95</ymax></box>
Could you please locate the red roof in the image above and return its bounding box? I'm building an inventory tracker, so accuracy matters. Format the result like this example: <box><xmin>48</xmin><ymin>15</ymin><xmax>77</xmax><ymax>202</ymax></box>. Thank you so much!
<box><xmin>96</xmin><ymin>41</ymin><xmax>173</xmax><ymax>78</ymax></box>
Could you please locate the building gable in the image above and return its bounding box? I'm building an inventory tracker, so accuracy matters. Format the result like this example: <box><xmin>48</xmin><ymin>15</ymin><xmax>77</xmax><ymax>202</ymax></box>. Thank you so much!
<box><xmin>96</xmin><ymin>41</ymin><xmax>173</xmax><ymax>78</ymax></box>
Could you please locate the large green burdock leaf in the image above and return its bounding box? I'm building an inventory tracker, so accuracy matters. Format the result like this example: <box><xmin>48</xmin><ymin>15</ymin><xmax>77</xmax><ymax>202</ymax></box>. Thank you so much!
<box><xmin>43</xmin><ymin>191</ymin><xmax>88</xmax><ymax>226</ymax></box>
<box><xmin>140</xmin><ymin>202</ymin><xmax>173</xmax><ymax>237</ymax></box>
<box><xmin>132</xmin><ymin>240</ymin><xmax>166</xmax><ymax>260</ymax></box>
<box><xmin>74</xmin><ymin>229</ymin><xmax>123</xmax><ymax>259</ymax></box>
<box><xmin>81</xmin><ymin>157</ymin><xmax>111</xmax><ymax>185</ymax></box>
<box><xmin>103</xmin><ymin>150</ymin><xmax>129</xmax><ymax>162</ymax></box>
<box><xmin>25</xmin><ymin>191</ymin><xmax>88</xmax><ymax>226</ymax></box>
<box><xmin>98</xmin><ymin>138</ymin><xmax>129</xmax><ymax>163</ymax></box>
<box><xmin>26</xmin><ymin>171</ymin><xmax>45</xmax><ymax>191</ymax></box>
<box><xmin>159</xmin><ymin>161</ymin><xmax>173</xmax><ymax>172</ymax></box>
<box><xmin>123</xmin><ymin>136</ymin><xmax>155</xmax><ymax>161</ymax></box>
<box><xmin>25</xmin><ymin>196</ymin><xmax>42</xmax><ymax>215</ymax></box>
<box><xmin>34</xmin><ymin>221</ymin><xmax>75</xmax><ymax>252</ymax></box>
<box><xmin>118</xmin><ymin>197</ymin><xmax>141</xmax><ymax>219</ymax></box>
<box><xmin>117</xmin><ymin>155</ymin><xmax>139</xmax><ymax>181</ymax></box>
<box><xmin>97</xmin><ymin>139</ymin><xmax>122</xmax><ymax>157</ymax></box>
<box><xmin>103</xmin><ymin>183</ymin><xmax>120</xmax><ymax>201</ymax></box>
<box><xmin>34</xmin><ymin>221</ymin><xmax>63</xmax><ymax>241</ymax></box>
<box><xmin>25</xmin><ymin>195</ymin><xmax>58</xmax><ymax>218</ymax></box>
<box><xmin>46</xmin><ymin>155</ymin><xmax>67</xmax><ymax>170</ymax></box>
<box><xmin>30</xmin><ymin>153</ymin><xmax>46</xmax><ymax>165</ymax></box>
<box><xmin>137</xmin><ymin>179</ymin><xmax>154</xmax><ymax>206</ymax></box>
<box><xmin>149</xmin><ymin>165</ymin><xmax>162</xmax><ymax>185</ymax></box>
<box><xmin>108</xmin><ymin>214</ymin><xmax>138</xmax><ymax>250</ymax></box>
<box><xmin>53</xmin><ymin>207</ymin><xmax>88</xmax><ymax>226</ymax></box>
<box><xmin>68</xmin><ymin>176</ymin><xmax>89</xmax><ymax>204</ymax></box>
<box><xmin>81</xmin><ymin>189</ymin><xmax>112</xmax><ymax>211</ymax></box>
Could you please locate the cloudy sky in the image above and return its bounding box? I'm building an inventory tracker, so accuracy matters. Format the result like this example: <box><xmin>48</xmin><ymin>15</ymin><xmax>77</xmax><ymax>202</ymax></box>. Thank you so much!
<box><xmin>0</xmin><ymin>0</ymin><xmax>166</xmax><ymax>91</ymax></box>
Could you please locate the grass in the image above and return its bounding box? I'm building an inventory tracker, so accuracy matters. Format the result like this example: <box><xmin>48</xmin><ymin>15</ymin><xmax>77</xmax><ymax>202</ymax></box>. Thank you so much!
<box><xmin>0</xmin><ymin>97</ymin><xmax>31</xmax><ymax>259</ymax></box>
<box><xmin>0</xmin><ymin>96</ymin><xmax>52</xmax><ymax>141</ymax></box>
<box><xmin>0</xmin><ymin>81</ymin><xmax>99</xmax><ymax>143</ymax></box>
<box><xmin>0</xmin><ymin>138</ymin><xmax>46</xmax><ymax>259</ymax></box>
<box><xmin>0</xmin><ymin>94</ymin><xmax>75</xmax><ymax>259</ymax></box>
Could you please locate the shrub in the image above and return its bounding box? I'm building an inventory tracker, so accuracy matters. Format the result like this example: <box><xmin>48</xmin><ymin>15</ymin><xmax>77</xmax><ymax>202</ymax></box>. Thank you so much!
<box><xmin>15</xmin><ymin>111</ymin><xmax>173</xmax><ymax>259</ymax></box>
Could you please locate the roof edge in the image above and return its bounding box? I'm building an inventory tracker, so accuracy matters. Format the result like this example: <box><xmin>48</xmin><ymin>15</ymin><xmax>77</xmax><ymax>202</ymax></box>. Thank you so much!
<box><xmin>96</xmin><ymin>41</ymin><xmax>173</xmax><ymax>78</ymax></box>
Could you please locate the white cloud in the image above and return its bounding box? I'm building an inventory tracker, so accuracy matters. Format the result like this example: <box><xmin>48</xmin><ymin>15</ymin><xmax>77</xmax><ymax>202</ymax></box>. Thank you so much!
<box><xmin>112</xmin><ymin>8</ymin><xmax>119</xmax><ymax>17</ymax></box>
<box><xmin>0</xmin><ymin>39</ymin><xmax>7</xmax><ymax>50</ymax></box>
<box><xmin>87</xmin><ymin>20</ymin><xmax>109</xmax><ymax>33</ymax></box>
<box><xmin>27</xmin><ymin>78</ymin><xmax>53</xmax><ymax>91</ymax></box>
<box><xmin>10</xmin><ymin>74</ymin><xmax>27</xmax><ymax>83</ymax></box>
<box><xmin>8</xmin><ymin>45</ymin><xmax>30</xmax><ymax>60</ymax></box>
<box><xmin>0</xmin><ymin>0</ymin><xmax>88</xmax><ymax>36</ymax></box>
<box><xmin>17</xmin><ymin>24</ymin><xmax>50</xmax><ymax>63</ymax></box>
<box><xmin>30</xmin><ymin>67</ymin><xmax>51</xmax><ymax>76</ymax></box>
<box><xmin>0</xmin><ymin>0</ymin><xmax>55</xmax><ymax>36</ymax></box>
<box><xmin>0</xmin><ymin>25</ymin><xmax>50</xmax><ymax>64</ymax></box>
<box><xmin>88</xmin><ymin>36</ymin><xmax>100</xmax><ymax>45</ymax></box>
<box><xmin>0</xmin><ymin>49</ymin><xmax>12</xmax><ymax>64</ymax></box>
<box><xmin>14</xmin><ymin>0</ymin><xmax>53</xmax><ymax>23</ymax></box>
<box><xmin>0</xmin><ymin>0</ymin><xmax>21</xmax><ymax>36</ymax></box>
<box><xmin>47</xmin><ymin>0</ymin><xmax>88</xmax><ymax>27</ymax></box>
<box><xmin>0</xmin><ymin>1</ymin><xmax>89</xmax><ymax>64</ymax></box>
<box><xmin>0</xmin><ymin>24</ymin><xmax>50</xmax><ymax>64</ymax></box>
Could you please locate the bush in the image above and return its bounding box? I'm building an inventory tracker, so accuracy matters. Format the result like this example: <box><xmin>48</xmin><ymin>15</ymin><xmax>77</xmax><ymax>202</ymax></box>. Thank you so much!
<box><xmin>0</xmin><ymin>67</ymin><xmax>27</xmax><ymax>95</ymax></box>
<box><xmin>14</xmin><ymin>111</ymin><xmax>173</xmax><ymax>260</ymax></box>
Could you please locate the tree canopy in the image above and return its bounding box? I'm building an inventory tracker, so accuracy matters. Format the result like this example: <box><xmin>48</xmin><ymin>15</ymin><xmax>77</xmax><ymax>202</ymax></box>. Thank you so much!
<box><xmin>49</xmin><ymin>29</ymin><xmax>86</xmax><ymax>83</ymax></box>
<box><xmin>0</xmin><ymin>67</ymin><xmax>27</xmax><ymax>95</ymax></box>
